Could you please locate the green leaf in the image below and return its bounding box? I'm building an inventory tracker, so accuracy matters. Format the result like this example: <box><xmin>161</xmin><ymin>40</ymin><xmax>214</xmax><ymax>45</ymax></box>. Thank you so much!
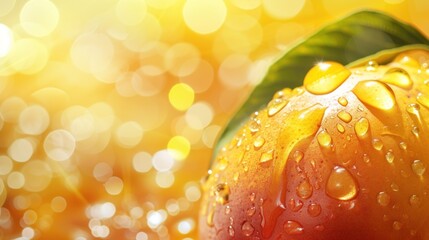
<box><xmin>212</xmin><ymin>10</ymin><xmax>429</xmax><ymax>162</ymax></box>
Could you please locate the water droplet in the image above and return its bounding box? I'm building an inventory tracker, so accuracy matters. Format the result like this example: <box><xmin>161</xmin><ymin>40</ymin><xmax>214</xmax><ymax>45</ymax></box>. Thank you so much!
<box><xmin>409</xmin><ymin>194</ymin><xmax>421</xmax><ymax>207</ymax></box>
<box><xmin>218</xmin><ymin>157</ymin><xmax>228</xmax><ymax>170</ymax></box>
<box><xmin>385</xmin><ymin>150</ymin><xmax>395</xmax><ymax>164</ymax></box>
<box><xmin>292</xmin><ymin>151</ymin><xmax>304</xmax><ymax>163</ymax></box>
<box><xmin>225</xmin><ymin>205</ymin><xmax>231</xmax><ymax>214</ymax></box>
<box><xmin>391</xmin><ymin>183</ymin><xmax>399</xmax><ymax>192</ymax></box>
<box><xmin>314</xmin><ymin>224</ymin><xmax>325</xmax><ymax>231</ymax></box>
<box><xmin>317</xmin><ymin>129</ymin><xmax>332</xmax><ymax>148</ymax></box>
<box><xmin>393</xmin><ymin>221</ymin><xmax>403</xmax><ymax>231</ymax></box>
<box><xmin>399</xmin><ymin>142</ymin><xmax>407</xmax><ymax>150</ymax></box>
<box><xmin>287</xmin><ymin>198</ymin><xmax>303</xmax><ymax>212</ymax></box>
<box><xmin>267</xmin><ymin>98</ymin><xmax>287</xmax><ymax>117</ymax></box>
<box><xmin>394</xmin><ymin>54</ymin><xmax>420</xmax><ymax>68</ymax></box>
<box><xmin>365</xmin><ymin>60</ymin><xmax>378</xmax><ymax>71</ymax></box>
<box><xmin>233</xmin><ymin>172</ymin><xmax>239</xmax><ymax>182</ymax></box>
<box><xmin>215</xmin><ymin>183</ymin><xmax>230</xmax><ymax>205</ymax></box>
<box><xmin>353</xmin><ymin>81</ymin><xmax>396</xmax><ymax>110</ymax></box>
<box><xmin>283</xmin><ymin>220</ymin><xmax>304</xmax><ymax>235</ymax></box>
<box><xmin>228</xmin><ymin>225</ymin><xmax>235</xmax><ymax>236</ymax></box>
<box><xmin>381</xmin><ymin>68</ymin><xmax>413</xmax><ymax>90</ymax></box>
<box><xmin>338</xmin><ymin>97</ymin><xmax>348</xmax><ymax>106</ymax></box>
<box><xmin>337</xmin><ymin>111</ymin><xmax>352</xmax><ymax>123</ymax></box>
<box><xmin>249</xmin><ymin>118</ymin><xmax>260</xmax><ymax>134</ymax></box>
<box><xmin>417</xmin><ymin>92</ymin><xmax>429</xmax><ymax>109</ymax></box>
<box><xmin>307</xmin><ymin>203</ymin><xmax>321</xmax><ymax>217</ymax></box>
<box><xmin>377</xmin><ymin>192</ymin><xmax>391</xmax><ymax>207</ymax></box>
<box><xmin>249</xmin><ymin>192</ymin><xmax>256</xmax><ymax>202</ymax></box>
<box><xmin>260</xmin><ymin>150</ymin><xmax>274</xmax><ymax>163</ymax></box>
<box><xmin>296</xmin><ymin>180</ymin><xmax>313</xmax><ymax>199</ymax></box>
<box><xmin>411</xmin><ymin>159</ymin><xmax>426</xmax><ymax>176</ymax></box>
<box><xmin>207</xmin><ymin>205</ymin><xmax>215</xmax><ymax>227</ymax></box>
<box><xmin>372</xmin><ymin>138</ymin><xmax>383</xmax><ymax>151</ymax></box>
<box><xmin>326</xmin><ymin>166</ymin><xmax>358</xmax><ymax>201</ymax></box>
<box><xmin>336</xmin><ymin>123</ymin><xmax>345</xmax><ymax>134</ymax></box>
<box><xmin>406</xmin><ymin>103</ymin><xmax>420</xmax><ymax>116</ymax></box>
<box><xmin>363</xmin><ymin>154</ymin><xmax>370</xmax><ymax>163</ymax></box>
<box><xmin>241</xmin><ymin>221</ymin><xmax>254</xmax><ymax>236</ymax></box>
<box><xmin>246</xmin><ymin>204</ymin><xmax>256</xmax><ymax>216</ymax></box>
<box><xmin>253</xmin><ymin>136</ymin><xmax>265</xmax><ymax>149</ymax></box>
<box><xmin>354</xmin><ymin>117</ymin><xmax>370</xmax><ymax>138</ymax></box>
<box><xmin>303</xmin><ymin>61</ymin><xmax>351</xmax><ymax>95</ymax></box>
<box><xmin>412</xmin><ymin>126</ymin><xmax>420</xmax><ymax>137</ymax></box>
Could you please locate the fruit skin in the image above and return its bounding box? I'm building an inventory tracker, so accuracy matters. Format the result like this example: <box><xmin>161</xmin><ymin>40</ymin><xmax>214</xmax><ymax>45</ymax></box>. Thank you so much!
<box><xmin>200</xmin><ymin>50</ymin><xmax>429</xmax><ymax>240</ymax></box>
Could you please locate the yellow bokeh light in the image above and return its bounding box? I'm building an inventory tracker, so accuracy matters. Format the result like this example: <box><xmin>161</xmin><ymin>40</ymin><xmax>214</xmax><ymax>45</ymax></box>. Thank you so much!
<box><xmin>262</xmin><ymin>0</ymin><xmax>306</xmax><ymax>20</ymax></box>
<box><xmin>165</xmin><ymin>42</ymin><xmax>200</xmax><ymax>77</ymax></box>
<box><xmin>20</xmin><ymin>0</ymin><xmax>59</xmax><ymax>37</ymax></box>
<box><xmin>183</xmin><ymin>0</ymin><xmax>227</xmax><ymax>34</ymax></box>
<box><xmin>116</xmin><ymin>0</ymin><xmax>147</xmax><ymax>26</ymax></box>
<box><xmin>168</xmin><ymin>136</ymin><xmax>191</xmax><ymax>161</ymax></box>
<box><xmin>0</xmin><ymin>0</ymin><xmax>16</xmax><ymax>17</ymax></box>
<box><xmin>21</xmin><ymin>160</ymin><xmax>53</xmax><ymax>193</ymax></box>
<box><xmin>169</xmin><ymin>83</ymin><xmax>194</xmax><ymax>111</ymax></box>
<box><xmin>179</xmin><ymin>59</ymin><xmax>214</xmax><ymax>93</ymax></box>
<box><xmin>19</xmin><ymin>105</ymin><xmax>50</xmax><ymax>135</ymax></box>
<box><xmin>8</xmin><ymin>38</ymin><xmax>49</xmax><ymax>74</ymax></box>
<box><xmin>218</xmin><ymin>54</ymin><xmax>252</xmax><ymax>88</ymax></box>
<box><xmin>71</xmin><ymin>32</ymin><xmax>114</xmax><ymax>74</ymax></box>
<box><xmin>0</xmin><ymin>24</ymin><xmax>13</xmax><ymax>58</ymax></box>
<box><xmin>115</xmin><ymin>121</ymin><xmax>144</xmax><ymax>148</ymax></box>
<box><xmin>231</xmin><ymin>0</ymin><xmax>261</xmax><ymax>10</ymax></box>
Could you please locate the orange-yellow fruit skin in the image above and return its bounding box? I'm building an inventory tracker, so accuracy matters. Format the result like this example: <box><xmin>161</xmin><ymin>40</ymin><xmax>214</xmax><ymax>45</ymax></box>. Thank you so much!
<box><xmin>200</xmin><ymin>50</ymin><xmax>429</xmax><ymax>240</ymax></box>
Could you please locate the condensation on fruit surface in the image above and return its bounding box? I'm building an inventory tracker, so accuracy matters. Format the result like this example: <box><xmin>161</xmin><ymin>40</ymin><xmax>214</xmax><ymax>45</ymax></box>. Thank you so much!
<box><xmin>202</xmin><ymin>50</ymin><xmax>429</xmax><ymax>239</ymax></box>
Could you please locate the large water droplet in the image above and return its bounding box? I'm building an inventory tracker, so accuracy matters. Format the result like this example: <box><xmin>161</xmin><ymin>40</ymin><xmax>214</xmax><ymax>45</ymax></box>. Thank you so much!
<box><xmin>385</xmin><ymin>150</ymin><xmax>394</xmax><ymax>164</ymax></box>
<box><xmin>377</xmin><ymin>192</ymin><xmax>390</xmax><ymax>207</ymax></box>
<box><xmin>248</xmin><ymin>118</ymin><xmax>260</xmax><ymax>134</ymax></box>
<box><xmin>303</xmin><ymin>62</ymin><xmax>351</xmax><ymax>95</ymax></box>
<box><xmin>287</xmin><ymin>198</ymin><xmax>303</xmax><ymax>212</ymax></box>
<box><xmin>409</xmin><ymin>194</ymin><xmax>421</xmax><ymax>207</ymax></box>
<box><xmin>228</xmin><ymin>225</ymin><xmax>235</xmax><ymax>236</ymax></box>
<box><xmin>241</xmin><ymin>221</ymin><xmax>254</xmax><ymax>236</ymax></box>
<box><xmin>393</xmin><ymin>221</ymin><xmax>403</xmax><ymax>231</ymax></box>
<box><xmin>380</xmin><ymin>68</ymin><xmax>413</xmax><ymax>90</ymax></box>
<box><xmin>417</xmin><ymin>92</ymin><xmax>429</xmax><ymax>109</ymax></box>
<box><xmin>260</xmin><ymin>150</ymin><xmax>274</xmax><ymax>164</ymax></box>
<box><xmin>353</xmin><ymin>81</ymin><xmax>396</xmax><ymax>110</ymax></box>
<box><xmin>246</xmin><ymin>204</ymin><xmax>256</xmax><ymax>216</ymax></box>
<box><xmin>283</xmin><ymin>220</ymin><xmax>304</xmax><ymax>235</ymax></box>
<box><xmin>372</xmin><ymin>138</ymin><xmax>383</xmax><ymax>151</ymax></box>
<box><xmin>326</xmin><ymin>166</ymin><xmax>358</xmax><ymax>201</ymax></box>
<box><xmin>354</xmin><ymin>117</ymin><xmax>369</xmax><ymax>139</ymax></box>
<box><xmin>337</xmin><ymin>111</ymin><xmax>352</xmax><ymax>123</ymax></box>
<box><xmin>338</xmin><ymin>97</ymin><xmax>348</xmax><ymax>106</ymax></box>
<box><xmin>317</xmin><ymin>129</ymin><xmax>332</xmax><ymax>148</ymax></box>
<box><xmin>292</xmin><ymin>151</ymin><xmax>304</xmax><ymax>163</ymax></box>
<box><xmin>296</xmin><ymin>180</ymin><xmax>313</xmax><ymax>199</ymax></box>
<box><xmin>207</xmin><ymin>205</ymin><xmax>215</xmax><ymax>227</ymax></box>
<box><xmin>267</xmin><ymin>98</ymin><xmax>287</xmax><ymax>117</ymax></box>
<box><xmin>215</xmin><ymin>183</ymin><xmax>230</xmax><ymax>205</ymax></box>
<box><xmin>336</xmin><ymin>123</ymin><xmax>345</xmax><ymax>134</ymax></box>
<box><xmin>365</xmin><ymin>60</ymin><xmax>379</xmax><ymax>71</ymax></box>
<box><xmin>307</xmin><ymin>203</ymin><xmax>321</xmax><ymax>217</ymax></box>
<box><xmin>394</xmin><ymin>54</ymin><xmax>420</xmax><ymax>68</ymax></box>
<box><xmin>411</xmin><ymin>159</ymin><xmax>426</xmax><ymax>176</ymax></box>
<box><xmin>406</xmin><ymin>103</ymin><xmax>420</xmax><ymax>116</ymax></box>
<box><xmin>225</xmin><ymin>205</ymin><xmax>231</xmax><ymax>215</ymax></box>
<box><xmin>253</xmin><ymin>136</ymin><xmax>265</xmax><ymax>150</ymax></box>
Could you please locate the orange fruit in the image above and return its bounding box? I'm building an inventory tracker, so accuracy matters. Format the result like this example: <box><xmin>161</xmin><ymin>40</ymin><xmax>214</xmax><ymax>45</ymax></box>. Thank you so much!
<box><xmin>200</xmin><ymin>50</ymin><xmax>429</xmax><ymax>240</ymax></box>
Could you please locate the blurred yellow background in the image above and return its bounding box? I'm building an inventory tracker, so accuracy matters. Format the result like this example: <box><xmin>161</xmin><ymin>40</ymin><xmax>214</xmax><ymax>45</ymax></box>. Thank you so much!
<box><xmin>0</xmin><ymin>0</ymin><xmax>428</xmax><ymax>239</ymax></box>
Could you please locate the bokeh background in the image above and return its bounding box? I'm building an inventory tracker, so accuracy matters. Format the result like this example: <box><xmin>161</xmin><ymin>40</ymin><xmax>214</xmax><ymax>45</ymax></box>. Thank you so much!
<box><xmin>0</xmin><ymin>0</ymin><xmax>428</xmax><ymax>239</ymax></box>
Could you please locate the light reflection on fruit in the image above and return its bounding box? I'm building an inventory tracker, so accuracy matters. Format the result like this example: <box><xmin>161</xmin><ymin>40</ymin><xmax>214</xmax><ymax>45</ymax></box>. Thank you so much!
<box><xmin>0</xmin><ymin>0</ymin><xmax>428</xmax><ymax>239</ymax></box>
